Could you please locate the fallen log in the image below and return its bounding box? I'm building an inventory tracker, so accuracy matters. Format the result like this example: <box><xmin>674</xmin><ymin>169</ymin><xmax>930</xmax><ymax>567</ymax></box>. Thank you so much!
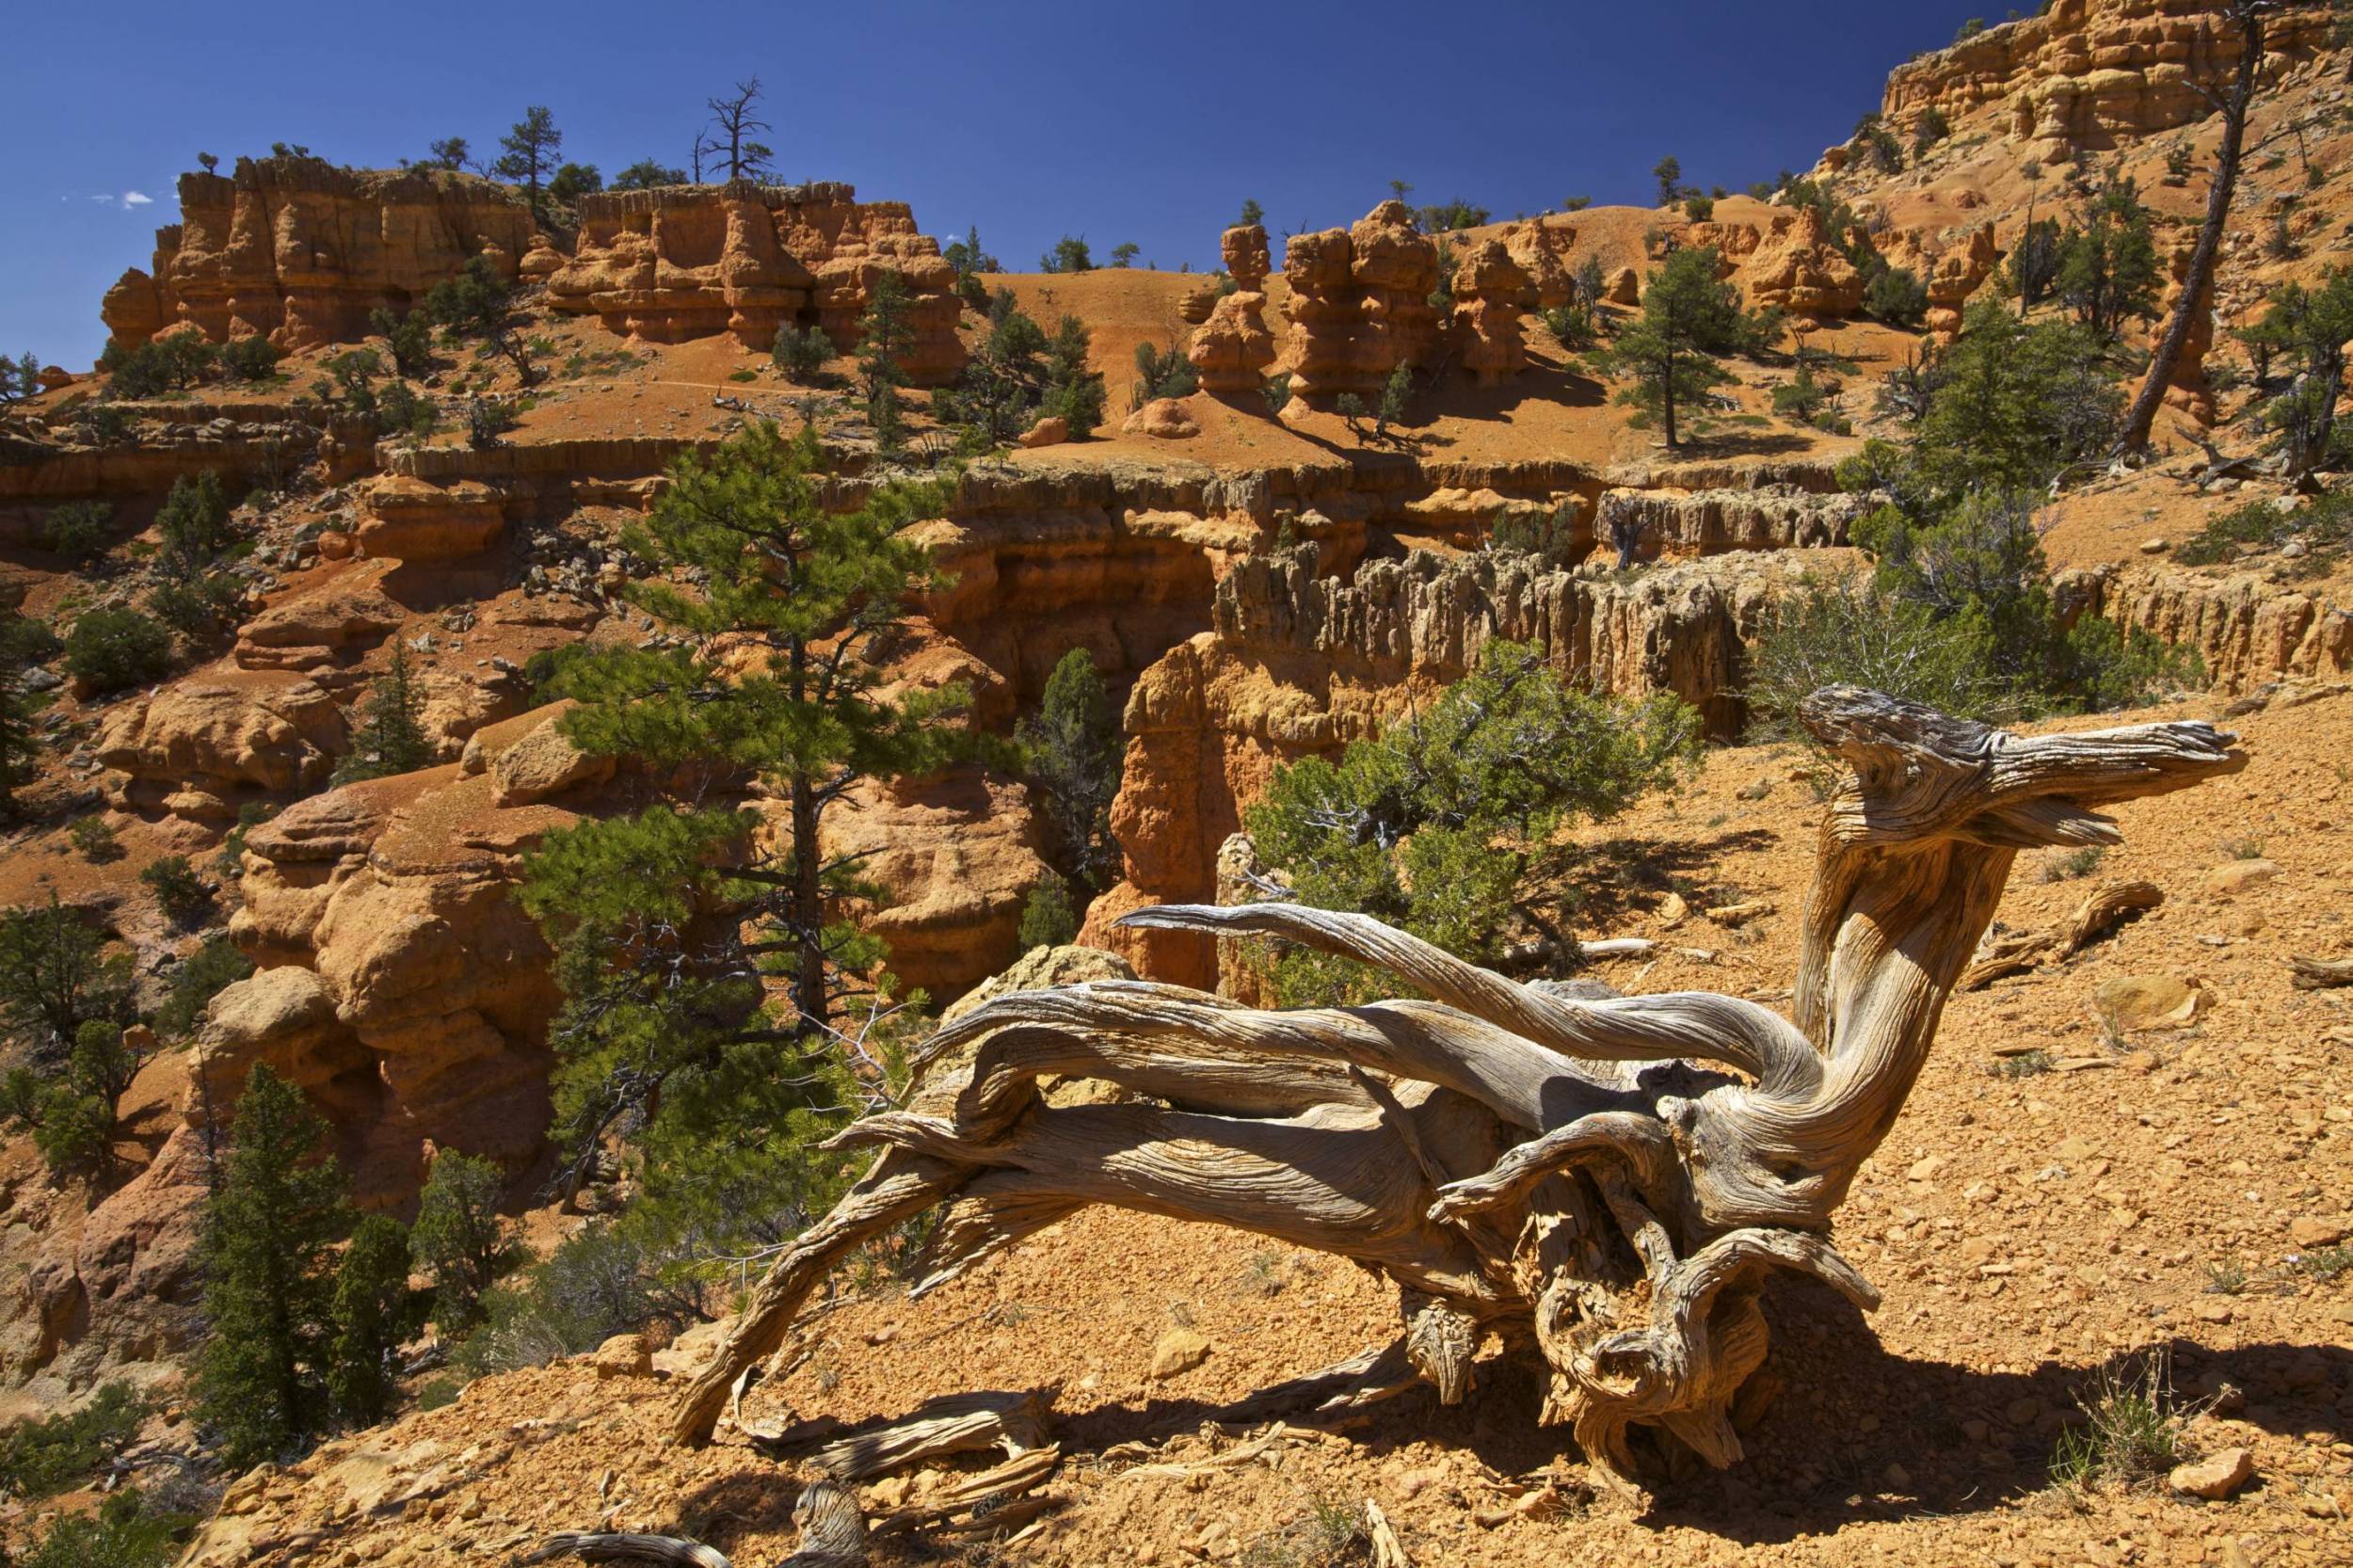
<box><xmin>746</xmin><ymin>1387</ymin><xmax>1055</xmax><ymax>1481</ymax></box>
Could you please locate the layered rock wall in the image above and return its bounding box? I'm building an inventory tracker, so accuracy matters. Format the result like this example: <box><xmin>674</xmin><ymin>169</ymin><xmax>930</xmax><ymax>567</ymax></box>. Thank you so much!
<box><xmin>2069</xmin><ymin>564</ymin><xmax>2353</xmax><ymax>693</ymax></box>
<box><xmin>1881</xmin><ymin>0</ymin><xmax>2331</xmax><ymax>152</ymax></box>
<box><xmin>102</xmin><ymin>157</ymin><xmax>536</xmax><ymax>353</ymax></box>
<box><xmin>1598</xmin><ymin>484</ymin><xmax>1868</xmax><ymax>559</ymax></box>
<box><xmin>545</xmin><ymin>182</ymin><xmax>963</xmax><ymax>379</ymax></box>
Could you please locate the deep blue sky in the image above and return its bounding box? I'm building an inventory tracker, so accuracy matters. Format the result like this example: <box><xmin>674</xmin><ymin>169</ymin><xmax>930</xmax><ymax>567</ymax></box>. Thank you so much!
<box><xmin>5</xmin><ymin>0</ymin><xmax>1991</xmax><ymax>370</ymax></box>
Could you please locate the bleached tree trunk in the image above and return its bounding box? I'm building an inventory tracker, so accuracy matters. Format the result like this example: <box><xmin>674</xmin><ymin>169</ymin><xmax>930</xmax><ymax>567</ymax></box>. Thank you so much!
<box><xmin>669</xmin><ymin>689</ymin><xmax>2242</xmax><ymax>1492</ymax></box>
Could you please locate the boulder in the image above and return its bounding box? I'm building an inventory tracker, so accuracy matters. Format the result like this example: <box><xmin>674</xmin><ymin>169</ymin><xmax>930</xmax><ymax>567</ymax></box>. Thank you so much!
<box><xmin>1149</xmin><ymin>1328</ymin><xmax>1211</xmax><ymax>1380</ymax></box>
<box><xmin>1122</xmin><ymin>398</ymin><xmax>1201</xmax><ymax>440</ymax></box>
<box><xmin>1016</xmin><ymin>415</ymin><xmax>1069</xmax><ymax>449</ymax></box>
<box><xmin>488</xmin><ymin>716</ymin><xmax>614</xmax><ymax>807</ymax></box>
<box><xmin>96</xmin><ymin>669</ymin><xmax>345</xmax><ymax>820</ymax></box>
<box><xmin>353</xmin><ymin>476</ymin><xmax>514</xmax><ymax>563</ymax></box>
<box><xmin>2168</xmin><ymin>1447</ymin><xmax>2254</xmax><ymax>1500</ymax></box>
<box><xmin>2090</xmin><ymin>973</ymin><xmax>2206</xmax><ymax>1032</ymax></box>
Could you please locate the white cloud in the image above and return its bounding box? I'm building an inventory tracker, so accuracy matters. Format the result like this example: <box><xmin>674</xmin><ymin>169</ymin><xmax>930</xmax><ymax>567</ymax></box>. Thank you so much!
<box><xmin>88</xmin><ymin>193</ymin><xmax>113</xmax><ymax>203</ymax></box>
<box><xmin>121</xmin><ymin>191</ymin><xmax>153</xmax><ymax>207</ymax></box>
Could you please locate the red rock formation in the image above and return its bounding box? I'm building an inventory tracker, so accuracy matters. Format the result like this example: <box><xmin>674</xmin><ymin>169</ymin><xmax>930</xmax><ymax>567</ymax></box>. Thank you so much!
<box><xmin>101</xmin><ymin>156</ymin><xmax>537</xmax><ymax>354</ymax></box>
<box><xmin>544</xmin><ymin>183</ymin><xmax>964</xmax><ymax>381</ymax></box>
<box><xmin>94</xmin><ymin>667</ymin><xmax>346</xmax><ymax>823</ymax></box>
<box><xmin>1276</xmin><ymin>202</ymin><xmax>1441</xmax><ymax>399</ymax></box>
<box><xmin>1737</xmin><ymin>205</ymin><xmax>1864</xmax><ymax>321</ymax></box>
<box><xmin>1186</xmin><ymin>226</ymin><xmax>1278</xmax><ymax>393</ymax></box>
<box><xmin>1881</xmin><ymin>0</ymin><xmax>2330</xmax><ymax>154</ymax></box>
<box><xmin>1449</xmin><ymin>238</ymin><xmax>1532</xmax><ymax>385</ymax></box>
<box><xmin>1083</xmin><ymin>544</ymin><xmax>1858</xmax><ymax>982</ymax></box>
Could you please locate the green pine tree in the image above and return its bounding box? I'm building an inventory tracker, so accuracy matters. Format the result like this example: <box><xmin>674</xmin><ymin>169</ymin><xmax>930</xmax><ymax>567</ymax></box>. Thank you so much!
<box><xmin>195</xmin><ymin>1064</ymin><xmax>351</xmax><ymax>1468</ymax></box>
<box><xmin>858</xmin><ymin>272</ymin><xmax>915</xmax><ymax>455</ymax></box>
<box><xmin>333</xmin><ymin>645</ymin><xmax>431</xmax><ymax>785</ymax></box>
<box><xmin>1017</xmin><ymin>648</ymin><xmax>1121</xmax><ymax>888</ymax></box>
<box><xmin>1596</xmin><ymin>246</ymin><xmax>1779</xmax><ymax>447</ymax></box>
<box><xmin>410</xmin><ymin>1151</ymin><xmax>513</xmax><ymax>1331</ymax></box>
<box><xmin>520</xmin><ymin>422</ymin><xmax>975</xmax><ymax>1239</ymax></box>
<box><xmin>0</xmin><ymin>610</ymin><xmax>51</xmax><ymax>817</ymax></box>
<box><xmin>328</xmin><ymin>1213</ymin><xmax>413</xmax><ymax>1425</ymax></box>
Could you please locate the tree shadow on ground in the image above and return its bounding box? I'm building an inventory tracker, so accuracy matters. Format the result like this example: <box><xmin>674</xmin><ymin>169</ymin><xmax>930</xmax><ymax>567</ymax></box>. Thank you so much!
<box><xmin>1041</xmin><ymin>1281</ymin><xmax>2347</xmax><ymax>1542</ymax></box>
<box><xmin>1554</xmin><ymin>826</ymin><xmax>1780</xmax><ymax>935</ymax></box>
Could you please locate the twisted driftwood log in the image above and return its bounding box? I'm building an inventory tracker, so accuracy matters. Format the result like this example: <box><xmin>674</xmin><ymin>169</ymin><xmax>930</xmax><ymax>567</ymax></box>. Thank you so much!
<box><xmin>669</xmin><ymin>689</ymin><xmax>2242</xmax><ymax>1491</ymax></box>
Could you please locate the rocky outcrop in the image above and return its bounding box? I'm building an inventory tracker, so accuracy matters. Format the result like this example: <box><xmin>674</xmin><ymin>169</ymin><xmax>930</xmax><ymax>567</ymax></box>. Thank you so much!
<box><xmin>216</xmin><ymin>741</ymin><xmax>575</xmax><ymax>1201</ymax></box>
<box><xmin>2069</xmin><ymin>564</ymin><xmax>2353</xmax><ymax>694</ymax></box>
<box><xmin>813</xmin><ymin>771</ymin><xmax>1054</xmax><ymax>1002</ymax></box>
<box><xmin>1449</xmin><ymin>239</ymin><xmax>1532</xmax><ymax>385</ymax></box>
<box><xmin>1597</xmin><ymin>484</ymin><xmax>1868</xmax><ymax>559</ymax></box>
<box><xmin>544</xmin><ymin>182</ymin><xmax>963</xmax><ymax>380</ymax></box>
<box><xmin>1085</xmin><ymin>546</ymin><xmax>1857</xmax><ymax>982</ymax></box>
<box><xmin>95</xmin><ymin>667</ymin><xmax>346</xmax><ymax>823</ymax></box>
<box><xmin>1186</xmin><ymin>226</ymin><xmax>1278</xmax><ymax>393</ymax></box>
<box><xmin>1277</xmin><ymin>202</ymin><xmax>1441</xmax><ymax>399</ymax></box>
<box><xmin>353</xmin><ymin>474</ymin><xmax>519</xmax><ymax>563</ymax></box>
<box><xmin>1737</xmin><ymin>206</ymin><xmax>1864</xmax><ymax>320</ymax></box>
<box><xmin>217</xmin><ymin>699</ymin><xmax>1050</xmax><ymax>1198</ymax></box>
<box><xmin>1881</xmin><ymin>0</ymin><xmax>2332</xmax><ymax>154</ymax></box>
<box><xmin>1501</xmin><ymin>221</ymin><xmax>1577</xmax><ymax>310</ymax></box>
<box><xmin>101</xmin><ymin>156</ymin><xmax>536</xmax><ymax>354</ymax></box>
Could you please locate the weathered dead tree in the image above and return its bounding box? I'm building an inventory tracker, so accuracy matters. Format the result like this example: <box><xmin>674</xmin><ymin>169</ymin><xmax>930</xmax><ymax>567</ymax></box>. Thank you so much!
<box><xmin>2291</xmin><ymin>954</ymin><xmax>2353</xmax><ymax>990</ymax></box>
<box><xmin>669</xmin><ymin>689</ymin><xmax>2242</xmax><ymax>1492</ymax></box>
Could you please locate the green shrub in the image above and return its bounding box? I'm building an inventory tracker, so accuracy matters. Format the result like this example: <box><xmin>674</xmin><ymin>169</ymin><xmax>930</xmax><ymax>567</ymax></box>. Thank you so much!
<box><xmin>217</xmin><ymin>336</ymin><xmax>284</xmax><ymax>381</ymax></box>
<box><xmin>1130</xmin><ymin>340</ymin><xmax>1198</xmax><ymax>408</ymax></box>
<box><xmin>0</xmin><ymin>895</ymin><xmax>136</xmax><ymax>1050</ymax></box>
<box><xmin>412</xmin><ymin>1151</ymin><xmax>515</xmax><ymax>1333</ymax></box>
<box><xmin>455</xmin><ymin>1222</ymin><xmax>666</xmax><ymax>1379</ymax></box>
<box><xmin>375</xmin><ymin>381</ymin><xmax>439</xmax><ymax>440</ymax></box>
<box><xmin>154</xmin><ymin>936</ymin><xmax>252</xmax><ymax>1039</ymax></box>
<box><xmin>139</xmin><ymin>856</ymin><xmax>212</xmax><ymax>924</ymax></box>
<box><xmin>2176</xmin><ymin>491</ymin><xmax>2350</xmax><ymax>572</ymax></box>
<box><xmin>1246</xmin><ymin>641</ymin><xmax>1699</xmax><ymax>1004</ymax></box>
<box><xmin>152</xmin><ymin>472</ymin><xmax>238</xmax><ymax>581</ymax></box>
<box><xmin>1488</xmin><ymin>502</ymin><xmax>1586</xmax><ymax>568</ymax></box>
<box><xmin>0</xmin><ymin>1381</ymin><xmax>148</xmax><ymax>1499</ymax></box>
<box><xmin>1683</xmin><ymin>195</ymin><xmax>1716</xmax><ymax>223</ymax></box>
<box><xmin>40</xmin><ymin>501</ymin><xmax>113</xmax><ymax>562</ymax></box>
<box><xmin>2050</xmin><ymin>1352</ymin><xmax>2187</xmax><ymax>1490</ymax></box>
<box><xmin>71</xmin><ymin>816</ymin><xmax>125</xmax><ymax>863</ymax></box>
<box><xmin>145</xmin><ymin>578</ymin><xmax>242</xmax><ymax>640</ymax></box>
<box><xmin>1863</xmin><ymin>264</ymin><xmax>1929</xmax><ymax>328</ymax></box>
<box><xmin>18</xmin><ymin>1489</ymin><xmax>185</xmax><ymax>1568</ymax></box>
<box><xmin>1260</xmin><ymin>371</ymin><xmax>1293</xmax><ymax>417</ymax></box>
<box><xmin>65</xmin><ymin>609</ymin><xmax>174</xmax><ymax>695</ymax></box>
<box><xmin>772</xmin><ymin>323</ymin><xmax>831</xmax><ymax>383</ymax></box>
<box><xmin>328</xmin><ymin>1212</ymin><xmax>416</xmax><ymax>1424</ymax></box>
<box><xmin>1017</xmin><ymin>877</ymin><xmax>1079</xmax><ymax>951</ymax></box>
<box><xmin>1747</xmin><ymin>578</ymin><xmax>2009</xmax><ymax>740</ymax></box>
<box><xmin>1540</xmin><ymin>303</ymin><xmax>1597</xmax><ymax>350</ymax></box>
